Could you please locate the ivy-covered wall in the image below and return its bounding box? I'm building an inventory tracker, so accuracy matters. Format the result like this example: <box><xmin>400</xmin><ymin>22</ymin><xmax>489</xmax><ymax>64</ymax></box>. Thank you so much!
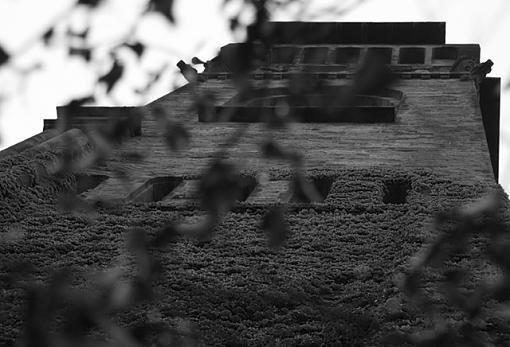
<box><xmin>1</xmin><ymin>164</ymin><xmax>508</xmax><ymax>346</ymax></box>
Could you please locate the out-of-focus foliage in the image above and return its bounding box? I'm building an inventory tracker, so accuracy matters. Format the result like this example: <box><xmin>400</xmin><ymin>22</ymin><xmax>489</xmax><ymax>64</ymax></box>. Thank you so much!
<box><xmin>1</xmin><ymin>0</ymin><xmax>509</xmax><ymax>346</ymax></box>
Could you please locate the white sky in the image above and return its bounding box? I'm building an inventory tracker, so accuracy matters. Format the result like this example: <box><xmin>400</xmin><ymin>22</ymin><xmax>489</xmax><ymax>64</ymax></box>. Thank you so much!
<box><xmin>0</xmin><ymin>0</ymin><xmax>509</xmax><ymax>191</ymax></box>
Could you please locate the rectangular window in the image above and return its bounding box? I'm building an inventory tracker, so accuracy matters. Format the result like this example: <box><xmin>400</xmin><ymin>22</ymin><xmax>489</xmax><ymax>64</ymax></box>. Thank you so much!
<box><xmin>75</xmin><ymin>174</ymin><xmax>108</xmax><ymax>194</ymax></box>
<box><xmin>128</xmin><ymin>177</ymin><xmax>183</xmax><ymax>202</ymax></box>
<box><xmin>302</xmin><ymin>47</ymin><xmax>329</xmax><ymax>64</ymax></box>
<box><xmin>366</xmin><ymin>47</ymin><xmax>393</xmax><ymax>64</ymax></box>
<box><xmin>398</xmin><ymin>47</ymin><xmax>425</xmax><ymax>64</ymax></box>
<box><xmin>432</xmin><ymin>47</ymin><xmax>458</xmax><ymax>64</ymax></box>
<box><xmin>199</xmin><ymin>87</ymin><xmax>402</xmax><ymax>123</ymax></box>
<box><xmin>383</xmin><ymin>179</ymin><xmax>411</xmax><ymax>204</ymax></box>
<box><xmin>290</xmin><ymin>177</ymin><xmax>335</xmax><ymax>203</ymax></box>
<box><xmin>334</xmin><ymin>47</ymin><xmax>361</xmax><ymax>64</ymax></box>
<box><xmin>271</xmin><ymin>47</ymin><xmax>298</xmax><ymax>64</ymax></box>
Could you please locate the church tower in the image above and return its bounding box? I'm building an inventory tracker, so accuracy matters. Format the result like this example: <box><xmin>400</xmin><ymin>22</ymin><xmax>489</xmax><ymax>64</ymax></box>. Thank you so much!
<box><xmin>0</xmin><ymin>22</ymin><xmax>504</xmax><ymax>345</ymax></box>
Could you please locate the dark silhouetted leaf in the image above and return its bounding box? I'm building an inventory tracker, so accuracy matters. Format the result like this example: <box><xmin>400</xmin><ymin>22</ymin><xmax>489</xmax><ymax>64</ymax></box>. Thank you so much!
<box><xmin>151</xmin><ymin>106</ymin><xmax>190</xmax><ymax>150</ymax></box>
<box><xmin>62</xmin><ymin>302</ymin><xmax>97</xmax><ymax>338</ymax></box>
<box><xmin>148</xmin><ymin>0</ymin><xmax>175</xmax><ymax>23</ymax></box>
<box><xmin>151</xmin><ymin>224</ymin><xmax>178</xmax><ymax>247</ymax></box>
<box><xmin>400</xmin><ymin>269</ymin><xmax>422</xmax><ymax>297</ymax></box>
<box><xmin>5</xmin><ymin>261</ymin><xmax>34</xmax><ymax>285</ymax></box>
<box><xmin>78</xmin><ymin>0</ymin><xmax>103</xmax><ymax>7</ymax></box>
<box><xmin>230</xmin><ymin>16</ymin><xmax>240</xmax><ymax>31</ymax></box>
<box><xmin>487</xmin><ymin>240</ymin><xmax>510</xmax><ymax>271</ymax></box>
<box><xmin>65</xmin><ymin>95</ymin><xmax>95</xmax><ymax>108</ymax></box>
<box><xmin>261</xmin><ymin>140</ymin><xmax>302</xmax><ymax>164</ymax></box>
<box><xmin>193</xmin><ymin>92</ymin><xmax>216</xmax><ymax>121</ymax></box>
<box><xmin>103</xmin><ymin>112</ymin><xmax>141</xmax><ymax>144</ymax></box>
<box><xmin>177</xmin><ymin>215</ymin><xmax>217</xmax><ymax>242</ymax></box>
<box><xmin>262</xmin><ymin>207</ymin><xmax>289</xmax><ymax>249</ymax></box>
<box><xmin>164</xmin><ymin>122</ymin><xmax>190</xmax><ymax>151</ymax></box>
<box><xmin>127</xmin><ymin>228</ymin><xmax>148</xmax><ymax>252</ymax></box>
<box><xmin>261</xmin><ymin>140</ymin><xmax>286</xmax><ymax>159</ymax></box>
<box><xmin>69</xmin><ymin>47</ymin><xmax>91</xmax><ymax>61</ymax></box>
<box><xmin>135</xmin><ymin>65</ymin><xmax>168</xmax><ymax>94</ymax></box>
<box><xmin>99</xmin><ymin>58</ymin><xmax>124</xmax><ymax>93</ymax></box>
<box><xmin>290</xmin><ymin>175</ymin><xmax>323</xmax><ymax>203</ymax></box>
<box><xmin>42</xmin><ymin>27</ymin><xmax>54</xmax><ymax>45</ymax></box>
<box><xmin>199</xmin><ymin>160</ymin><xmax>242</xmax><ymax>216</ymax></box>
<box><xmin>125</xmin><ymin>42</ymin><xmax>145</xmax><ymax>58</ymax></box>
<box><xmin>129</xmin><ymin>322</ymin><xmax>168</xmax><ymax>344</ymax></box>
<box><xmin>0</xmin><ymin>44</ymin><xmax>10</xmax><ymax>66</ymax></box>
<box><xmin>67</xmin><ymin>27</ymin><xmax>90</xmax><ymax>40</ymax></box>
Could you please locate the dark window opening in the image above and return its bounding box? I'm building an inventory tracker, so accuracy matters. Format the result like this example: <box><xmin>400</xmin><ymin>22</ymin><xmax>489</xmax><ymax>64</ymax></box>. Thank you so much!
<box><xmin>271</xmin><ymin>47</ymin><xmax>298</xmax><ymax>64</ymax></box>
<box><xmin>75</xmin><ymin>174</ymin><xmax>108</xmax><ymax>194</ymax></box>
<box><xmin>291</xmin><ymin>177</ymin><xmax>335</xmax><ymax>203</ymax></box>
<box><xmin>302</xmin><ymin>47</ymin><xmax>329</xmax><ymax>64</ymax></box>
<box><xmin>201</xmin><ymin>86</ymin><xmax>403</xmax><ymax>123</ymax></box>
<box><xmin>129</xmin><ymin>177</ymin><xmax>183</xmax><ymax>202</ymax></box>
<box><xmin>366</xmin><ymin>47</ymin><xmax>393</xmax><ymax>64</ymax></box>
<box><xmin>237</xmin><ymin>176</ymin><xmax>258</xmax><ymax>202</ymax></box>
<box><xmin>398</xmin><ymin>47</ymin><xmax>425</xmax><ymax>64</ymax></box>
<box><xmin>383</xmin><ymin>179</ymin><xmax>411</xmax><ymax>204</ymax></box>
<box><xmin>334</xmin><ymin>47</ymin><xmax>360</xmax><ymax>64</ymax></box>
<box><xmin>432</xmin><ymin>47</ymin><xmax>458</xmax><ymax>60</ymax></box>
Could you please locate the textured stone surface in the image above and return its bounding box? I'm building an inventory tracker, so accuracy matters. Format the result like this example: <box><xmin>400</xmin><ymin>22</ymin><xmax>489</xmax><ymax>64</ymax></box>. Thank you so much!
<box><xmin>74</xmin><ymin>78</ymin><xmax>495</xmax><ymax>202</ymax></box>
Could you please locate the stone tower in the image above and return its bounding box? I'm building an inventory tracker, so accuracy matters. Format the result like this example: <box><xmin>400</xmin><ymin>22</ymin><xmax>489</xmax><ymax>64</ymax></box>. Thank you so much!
<box><xmin>0</xmin><ymin>22</ymin><xmax>504</xmax><ymax>345</ymax></box>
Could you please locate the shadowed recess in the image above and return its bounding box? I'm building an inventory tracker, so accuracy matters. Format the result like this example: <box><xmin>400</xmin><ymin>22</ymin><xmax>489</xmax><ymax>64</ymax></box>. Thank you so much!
<box><xmin>238</xmin><ymin>176</ymin><xmax>258</xmax><ymax>202</ymax></box>
<box><xmin>383</xmin><ymin>179</ymin><xmax>411</xmax><ymax>204</ymax></box>
<box><xmin>271</xmin><ymin>47</ymin><xmax>298</xmax><ymax>64</ymax></box>
<box><xmin>202</xmin><ymin>86</ymin><xmax>403</xmax><ymax>123</ymax></box>
<box><xmin>398</xmin><ymin>47</ymin><xmax>425</xmax><ymax>64</ymax></box>
<box><xmin>75</xmin><ymin>174</ymin><xmax>108</xmax><ymax>194</ymax></box>
<box><xmin>302</xmin><ymin>47</ymin><xmax>329</xmax><ymax>64</ymax></box>
<box><xmin>432</xmin><ymin>47</ymin><xmax>458</xmax><ymax>61</ymax></box>
<box><xmin>128</xmin><ymin>177</ymin><xmax>183</xmax><ymax>202</ymax></box>
<box><xmin>334</xmin><ymin>47</ymin><xmax>361</xmax><ymax>64</ymax></box>
<box><xmin>291</xmin><ymin>176</ymin><xmax>336</xmax><ymax>203</ymax></box>
<box><xmin>366</xmin><ymin>47</ymin><xmax>393</xmax><ymax>64</ymax></box>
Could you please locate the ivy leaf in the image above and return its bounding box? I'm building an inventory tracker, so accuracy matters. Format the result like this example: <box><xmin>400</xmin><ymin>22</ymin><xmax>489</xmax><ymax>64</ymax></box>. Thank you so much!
<box><xmin>148</xmin><ymin>0</ymin><xmax>175</xmax><ymax>23</ymax></box>
<box><xmin>99</xmin><ymin>58</ymin><xmax>124</xmax><ymax>93</ymax></box>
<box><xmin>262</xmin><ymin>207</ymin><xmax>289</xmax><ymax>249</ymax></box>
<box><xmin>0</xmin><ymin>44</ymin><xmax>10</xmax><ymax>66</ymax></box>
<box><xmin>125</xmin><ymin>42</ymin><xmax>145</xmax><ymax>58</ymax></box>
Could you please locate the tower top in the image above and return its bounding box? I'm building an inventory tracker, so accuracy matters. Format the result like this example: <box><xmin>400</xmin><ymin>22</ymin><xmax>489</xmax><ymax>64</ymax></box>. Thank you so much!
<box><xmin>253</xmin><ymin>22</ymin><xmax>446</xmax><ymax>45</ymax></box>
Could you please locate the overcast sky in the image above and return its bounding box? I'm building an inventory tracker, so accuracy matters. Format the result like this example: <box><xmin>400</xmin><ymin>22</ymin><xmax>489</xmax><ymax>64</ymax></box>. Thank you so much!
<box><xmin>0</xmin><ymin>0</ymin><xmax>509</xmax><ymax>191</ymax></box>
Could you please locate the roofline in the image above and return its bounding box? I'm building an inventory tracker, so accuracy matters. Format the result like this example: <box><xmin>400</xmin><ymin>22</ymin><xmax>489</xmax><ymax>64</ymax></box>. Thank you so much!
<box><xmin>248</xmin><ymin>21</ymin><xmax>446</xmax><ymax>45</ymax></box>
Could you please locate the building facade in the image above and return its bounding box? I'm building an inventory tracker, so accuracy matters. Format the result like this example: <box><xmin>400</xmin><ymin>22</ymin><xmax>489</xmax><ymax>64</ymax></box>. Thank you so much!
<box><xmin>0</xmin><ymin>22</ymin><xmax>506</xmax><ymax>345</ymax></box>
